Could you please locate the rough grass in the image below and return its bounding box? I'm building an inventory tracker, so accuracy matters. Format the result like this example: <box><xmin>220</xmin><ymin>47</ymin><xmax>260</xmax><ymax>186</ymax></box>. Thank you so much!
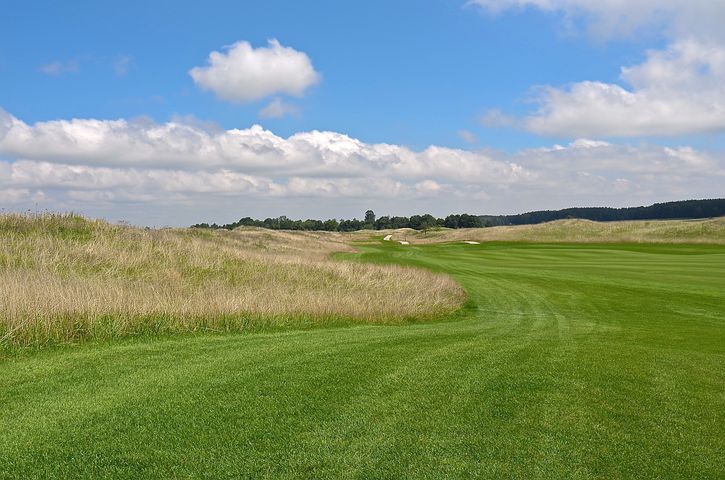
<box><xmin>386</xmin><ymin>217</ymin><xmax>725</xmax><ymax>244</ymax></box>
<box><xmin>0</xmin><ymin>213</ymin><xmax>464</xmax><ymax>350</ymax></box>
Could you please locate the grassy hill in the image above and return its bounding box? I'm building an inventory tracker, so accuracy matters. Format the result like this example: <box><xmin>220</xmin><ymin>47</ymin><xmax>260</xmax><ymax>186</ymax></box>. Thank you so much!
<box><xmin>478</xmin><ymin>198</ymin><xmax>725</xmax><ymax>226</ymax></box>
<box><xmin>1</xmin><ymin>239</ymin><xmax>723</xmax><ymax>478</ymax></box>
<box><xmin>385</xmin><ymin>217</ymin><xmax>725</xmax><ymax>244</ymax></box>
<box><xmin>0</xmin><ymin>213</ymin><xmax>464</xmax><ymax>351</ymax></box>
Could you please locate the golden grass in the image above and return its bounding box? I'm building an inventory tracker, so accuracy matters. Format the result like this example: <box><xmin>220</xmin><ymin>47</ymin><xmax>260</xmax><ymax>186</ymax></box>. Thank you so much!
<box><xmin>0</xmin><ymin>213</ymin><xmax>465</xmax><ymax>350</ymax></box>
<box><xmin>384</xmin><ymin>217</ymin><xmax>725</xmax><ymax>245</ymax></box>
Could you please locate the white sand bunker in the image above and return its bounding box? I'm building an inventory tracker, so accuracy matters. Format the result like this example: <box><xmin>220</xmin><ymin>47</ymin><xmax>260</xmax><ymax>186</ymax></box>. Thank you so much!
<box><xmin>463</xmin><ymin>241</ymin><xmax>480</xmax><ymax>244</ymax></box>
<box><xmin>383</xmin><ymin>234</ymin><xmax>392</xmax><ymax>241</ymax></box>
<box><xmin>399</xmin><ymin>241</ymin><xmax>410</xmax><ymax>245</ymax></box>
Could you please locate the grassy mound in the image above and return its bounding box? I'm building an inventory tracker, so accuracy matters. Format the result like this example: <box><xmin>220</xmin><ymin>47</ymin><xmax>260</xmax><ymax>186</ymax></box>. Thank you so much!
<box><xmin>0</xmin><ymin>213</ymin><xmax>464</xmax><ymax>350</ymax></box>
<box><xmin>386</xmin><ymin>217</ymin><xmax>725</xmax><ymax>244</ymax></box>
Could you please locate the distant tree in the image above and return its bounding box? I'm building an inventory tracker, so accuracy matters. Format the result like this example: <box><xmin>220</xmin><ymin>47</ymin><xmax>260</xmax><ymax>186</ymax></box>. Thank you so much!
<box><xmin>390</xmin><ymin>216</ymin><xmax>409</xmax><ymax>229</ymax></box>
<box><xmin>237</xmin><ymin>217</ymin><xmax>256</xmax><ymax>227</ymax></box>
<box><xmin>338</xmin><ymin>218</ymin><xmax>363</xmax><ymax>232</ymax></box>
<box><xmin>323</xmin><ymin>219</ymin><xmax>339</xmax><ymax>231</ymax></box>
<box><xmin>444</xmin><ymin>214</ymin><xmax>459</xmax><ymax>229</ymax></box>
<box><xmin>364</xmin><ymin>210</ymin><xmax>376</xmax><ymax>227</ymax></box>
<box><xmin>420</xmin><ymin>214</ymin><xmax>437</xmax><ymax>230</ymax></box>
<box><xmin>458</xmin><ymin>214</ymin><xmax>481</xmax><ymax>228</ymax></box>
<box><xmin>408</xmin><ymin>215</ymin><xmax>423</xmax><ymax>230</ymax></box>
<box><xmin>262</xmin><ymin>217</ymin><xmax>277</xmax><ymax>229</ymax></box>
<box><xmin>302</xmin><ymin>219</ymin><xmax>324</xmax><ymax>230</ymax></box>
<box><xmin>375</xmin><ymin>215</ymin><xmax>391</xmax><ymax>230</ymax></box>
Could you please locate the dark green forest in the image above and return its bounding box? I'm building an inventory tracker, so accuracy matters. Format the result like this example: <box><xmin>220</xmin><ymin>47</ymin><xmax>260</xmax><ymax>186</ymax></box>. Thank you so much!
<box><xmin>480</xmin><ymin>198</ymin><xmax>725</xmax><ymax>226</ymax></box>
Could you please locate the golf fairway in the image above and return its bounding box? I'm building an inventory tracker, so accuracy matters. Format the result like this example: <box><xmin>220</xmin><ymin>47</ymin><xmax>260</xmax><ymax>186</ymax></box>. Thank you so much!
<box><xmin>1</xmin><ymin>242</ymin><xmax>723</xmax><ymax>479</ymax></box>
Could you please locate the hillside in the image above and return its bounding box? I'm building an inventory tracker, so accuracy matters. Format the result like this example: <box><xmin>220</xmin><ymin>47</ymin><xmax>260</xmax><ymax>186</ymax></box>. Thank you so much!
<box><xmin>479</xmin><ymin>198</ymin><xmax>725</xmax><ymax>226</ymax></box>
<box><xmin>385</xmin><ymin>217</ymin><xmax>725</xmax><ymax>244</ymax></box>
<box><xmin>0</xmin><ymin>214</ymin><xmax>464</xmax><ymax>351</ymax></box>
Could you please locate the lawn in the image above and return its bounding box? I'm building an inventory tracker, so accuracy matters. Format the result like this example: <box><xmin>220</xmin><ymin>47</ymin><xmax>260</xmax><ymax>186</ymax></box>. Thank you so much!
<box><xmin>1</xmin><ymin>241</ymin><xmax>723</xmax><ymax>479</ymax></box>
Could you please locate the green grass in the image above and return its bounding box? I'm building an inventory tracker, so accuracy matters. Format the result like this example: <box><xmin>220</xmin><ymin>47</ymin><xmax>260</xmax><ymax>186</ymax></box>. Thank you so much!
<box><xmin>1</xmin><ymin>241</ymin><xmax>724</xmax><ymax>478</ymax></box>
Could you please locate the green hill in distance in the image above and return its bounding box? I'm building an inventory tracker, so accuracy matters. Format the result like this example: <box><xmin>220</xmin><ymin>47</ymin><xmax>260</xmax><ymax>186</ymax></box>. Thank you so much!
<box><xmin>479</xmin><ymin>198</ymin><xmax>725</xmax><ymax>226</ymax></box>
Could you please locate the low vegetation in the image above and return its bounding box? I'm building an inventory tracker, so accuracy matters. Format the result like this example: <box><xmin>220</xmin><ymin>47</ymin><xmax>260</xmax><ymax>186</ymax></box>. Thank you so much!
<box><xmin>0</xmin><ymin>213</ymin><xmax>464</xmax><ymax>351</ymax></box>
<box><xmin>386</xmin><ymin>217</ymin><xmax>725</xmax><ymax>244</ymax></box>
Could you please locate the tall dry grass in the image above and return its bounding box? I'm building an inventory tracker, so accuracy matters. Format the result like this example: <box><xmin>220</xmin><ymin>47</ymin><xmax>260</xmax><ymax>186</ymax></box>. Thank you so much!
<box><xmin>0</xmin><ymin>213</ymin><xmax>465</xmax><ymax>350</ymax></box>
<box><xmin>386</xmin><ymin>217</ymin><xmax>725</xmax><ymax>244</ymax></box>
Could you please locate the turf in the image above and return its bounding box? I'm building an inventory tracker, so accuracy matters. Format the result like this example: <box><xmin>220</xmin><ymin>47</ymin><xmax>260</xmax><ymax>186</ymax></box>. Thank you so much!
<box><xmin>1</xmin><ymin>241</ymin><xmax>723</xmax><ymax>479</ymax></box>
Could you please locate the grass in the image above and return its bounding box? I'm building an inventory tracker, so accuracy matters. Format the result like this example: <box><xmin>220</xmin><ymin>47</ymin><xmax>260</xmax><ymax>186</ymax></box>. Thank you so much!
<box><xmin>388</xmin><ymin>217</ymin><xmax>725</xmax><ymax>244</ymax></box>
<box><xmin>0</xmin><ymin>213</ymin><xmax>464</xmax><ymax>350</ymax></box>
<box><xmin>1</xmin><ymin>239</ymin><xmax>723</xmax><ymax>478</ymax></box>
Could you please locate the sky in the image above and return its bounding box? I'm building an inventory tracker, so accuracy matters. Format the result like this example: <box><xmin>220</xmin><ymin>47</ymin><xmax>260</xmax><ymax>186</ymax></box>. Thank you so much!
<box><xmin>1</xmin><ymin>0</ymin><xmax>724</xmax><ymax>226</ymax></box>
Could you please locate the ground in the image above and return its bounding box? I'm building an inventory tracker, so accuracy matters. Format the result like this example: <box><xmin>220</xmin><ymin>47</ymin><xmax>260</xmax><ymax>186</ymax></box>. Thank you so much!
<box><xmin>1</xmin><ymin>240</ymin><xmax>723</xmax><ymax>479</ymax></box>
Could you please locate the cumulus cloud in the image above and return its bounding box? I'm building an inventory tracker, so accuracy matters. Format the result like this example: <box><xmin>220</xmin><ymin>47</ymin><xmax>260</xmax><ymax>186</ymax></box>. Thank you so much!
<box><xmin>468</xmin><ymin>1</ymin><xmax>725</xmax><ymax>41</ymax></box>
<box><xmin>525</xmin><ymin>40</ymin><xmax>725</xmax><ymax>137</ymax></box>
<box><xmin>470</xmin><ymin>1</ymin><xmax>725</xmax><ymax>137</ymax></box>
<box><xmin>0</xmin><ymin>107</ymin><xmax>721</xmax><ymax>224</ymax></box>
<box><xmin>189</xmin><ymin>39</ymin><xmax>321</xmax><ymax>103</ymax></box>
<box><xmin>259</xmin><ymin>97</ymin><xmax>301</xmax><ymax>119</ymax></box>
<box><xmin>0</xmin><ymin>108</ymin><xmax>529</xmax><ymax>183</ymax></box>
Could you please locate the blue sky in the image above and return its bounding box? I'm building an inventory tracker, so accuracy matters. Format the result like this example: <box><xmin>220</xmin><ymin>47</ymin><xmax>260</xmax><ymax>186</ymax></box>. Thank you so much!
<box><xmin>2</xmin><ymin>0</ymin><xmax>628</xmax><ymax>149</ymax></box>
<box><xmin>0</xmin><ymin>0</ymin><xmax>723</xmax><ymax>225</ymax></box>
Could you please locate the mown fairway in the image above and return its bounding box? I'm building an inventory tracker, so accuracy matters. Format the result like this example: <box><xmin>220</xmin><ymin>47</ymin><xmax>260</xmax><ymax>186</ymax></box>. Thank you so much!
<box><xmin>1</xmin><ymin>241</ymin><xmax>723</xmax><ymax>479</ymax></box>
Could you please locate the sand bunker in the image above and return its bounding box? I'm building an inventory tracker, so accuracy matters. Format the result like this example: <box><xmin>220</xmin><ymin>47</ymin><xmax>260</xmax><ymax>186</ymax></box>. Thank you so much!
<box><xmin>383</xmin><ymin>234</ymin><xmax>392</xmax><ymax>241</ymax></box>
<box><xmin>463</xmin><ymin>241</ymin><xmax>480</xmax><ymax>245</ymax></box>
<box><xmin>399</xmin><ymin>241</ymin><xmax>410</xmax><ymax>245</ymax></box>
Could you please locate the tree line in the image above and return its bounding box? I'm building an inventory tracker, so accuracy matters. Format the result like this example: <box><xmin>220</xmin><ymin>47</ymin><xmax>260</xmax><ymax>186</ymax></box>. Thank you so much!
<box><xmin>191</xmin><ymin>210</ymin><xmax>484</xmax><ymax>232</ymax></box>
<box><xmin>191</xmin><ymin>199</ymin><xmax>724</xmax><ymax>232</ymax></box>
<box><xmin>479</xmin><ymin>199</ymin><xmax>725</xmax><ymax>226</ymax></box>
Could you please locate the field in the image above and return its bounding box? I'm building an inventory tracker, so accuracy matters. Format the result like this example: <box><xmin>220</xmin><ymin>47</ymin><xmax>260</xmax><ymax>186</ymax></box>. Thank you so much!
<box><xmin>1</xmin><ymin>222</ymin><xmax>723</xmax><ymax>478</ymax></box>
<box><xmin>0</xmin><ymin>214</ymin><xmax>463</xmax><ymax>351</ymax></box>
<box><xmin>388</xmin><ymin>217</ymin><xmax>725</xmax><ymax>244</ymax></box>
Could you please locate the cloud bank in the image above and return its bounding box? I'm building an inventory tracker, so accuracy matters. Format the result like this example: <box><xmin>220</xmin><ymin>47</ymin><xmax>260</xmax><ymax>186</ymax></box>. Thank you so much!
<box><xmin>1</xmin><ymin>108</ymin><xmax>721</xmax><ymax>224</ymax></box>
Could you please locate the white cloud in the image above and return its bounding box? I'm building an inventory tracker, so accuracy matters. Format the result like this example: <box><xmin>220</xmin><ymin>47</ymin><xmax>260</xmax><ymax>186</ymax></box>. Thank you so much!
<box><xmin>113</xmin><ymin>55</ymin><xmax>134</xmax><ymax>76</ymax></box>
<box><xmin>414</xmin><ymin>180</ymin><xmax>445</xmax><ymax>195</ymax></box>
<box><xmin>259</xmin><ymin>97</ymin><xmax>301</xmax><ymax>119</ymax></box>
<box><xmin>0</xmin><ymin>107</ymin><xmax>721</xmax><ymax>224</ymax></box>
<box><xmin>0</xmin><ymin>188</ymin><xmax>42</xmax><ymax>204</ymax></box>
<box><xmin>39</xmin><ymin>60</ymin><xmax>79</xmax><ymax>76</ymax></box>
<box><xmin>457</xmin><ymin>129</ymin><xmax>478</xmax><ymax>144</ymax></box>
<box><xmin>468</xmin><ymin>1</ymin><xmax>725</xmax><ymax>41</ymax></box>
<box><xmin>470</xmin><ymin>1</ymin><xmax>725</xmax><ymax>137</ymax></box>
<box><xmin>480</xmin><ymin>109</ymin><xmax>517</xmax><ymax>128</ymax></box>
<box><xmin>189</xmin><ymin>39</ymin><xmax>321</xmax><ymax>103</ymax></box>
<box><xmin>525</xmin><ymin>40</ymin><xmax>725</xmax><ymax>137</ymax></box>
<box><xmin>0</xmin><ymin>108</ymin><xmax>528</xmax><ymax>183</ymax></box>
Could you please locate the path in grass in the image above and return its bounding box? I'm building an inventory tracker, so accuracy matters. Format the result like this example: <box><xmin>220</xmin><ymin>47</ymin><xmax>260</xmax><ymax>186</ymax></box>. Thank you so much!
<box><xmin>1</xmin><ymin>242</ymin><xmax>724</xmax><ymax>478</ymax></box>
